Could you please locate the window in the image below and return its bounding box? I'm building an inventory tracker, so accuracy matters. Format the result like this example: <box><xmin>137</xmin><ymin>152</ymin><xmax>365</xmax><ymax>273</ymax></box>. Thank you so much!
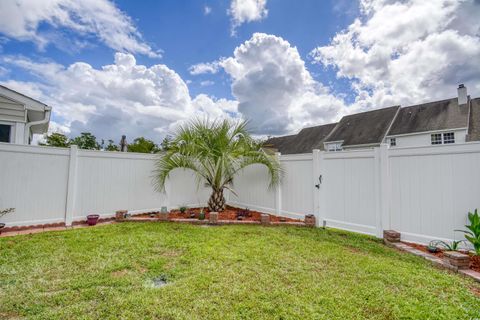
<box><xmin>431</xmin><ymin>132</ymin><xmax>455</xmax><ymax>145</ymax></box>
<box><xmin>327</xmin><ymin>143</ymin><xmax>343</xmax><ymax>152</ymax></box>
<box><xmin>0</xmin><ymin>124</ymin><xmax>11</xmax><ymax>143</ymax></box>
<box><xmin>443</xmin><ymin>132</ymin><xmax>455</xmax><ymax>144</ymax></box>
<box><xmin>390</xmin><ymin>138</ymin><xmax>396</xmax><ymax>147</ymax></box>
<box><xmin>431</xmin><ymin>133</ymin><xmax>442</xmax><ymax>145</ymax></box>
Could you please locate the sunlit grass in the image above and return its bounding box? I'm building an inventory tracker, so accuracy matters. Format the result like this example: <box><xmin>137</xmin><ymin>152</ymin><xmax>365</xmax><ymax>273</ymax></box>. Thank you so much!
<box><xmin>1</xmin><ymin>223</ymin><xmax>479</xmax><ymax>319</ymax></box>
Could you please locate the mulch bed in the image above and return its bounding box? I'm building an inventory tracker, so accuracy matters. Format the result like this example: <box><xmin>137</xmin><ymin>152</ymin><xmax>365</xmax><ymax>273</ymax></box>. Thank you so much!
<box><xmin>404</xmin><ymin>242</ymin><xmax>480</xmax><ymax>273</ymax></box>
<box><xmin>136</xmin><ymin>206</ymin><xmax>302</xmax><ymax>223</ymax></box>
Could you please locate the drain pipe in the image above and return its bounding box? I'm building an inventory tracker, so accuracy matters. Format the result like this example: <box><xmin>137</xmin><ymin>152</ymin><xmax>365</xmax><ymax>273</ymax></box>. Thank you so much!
<box><xmin>24</xmin><ymin>109</ymin><xmax>51</xmax><ymax>144</ymax></box>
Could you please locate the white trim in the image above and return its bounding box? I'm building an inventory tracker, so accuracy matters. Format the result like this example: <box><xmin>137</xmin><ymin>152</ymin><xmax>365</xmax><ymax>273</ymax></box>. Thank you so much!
<box><xmin>381</xmin><ymin>106</ymin><xmax>401</xmax><ymax>143</ymax></box>
<box><xmin>279</xmin><ymin>153</ymin><xmax>313</xmax><ymax>161</ymax></box>
<box><xmin>386</xmin><ymin>127</ymin><xmax>467</xmax><ymax>138</ymax></box>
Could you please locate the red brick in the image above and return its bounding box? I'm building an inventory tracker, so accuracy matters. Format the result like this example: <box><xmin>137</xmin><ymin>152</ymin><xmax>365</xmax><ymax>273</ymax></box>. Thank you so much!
<box><xmin>209</xmin><ymin>212</ymin><xmax>219</xmax><ymax>225</ymax></box>
<box><xmin>260</xmin><ymin>214</ymin><xmax>270</xmax><ymax>225</ymax></box>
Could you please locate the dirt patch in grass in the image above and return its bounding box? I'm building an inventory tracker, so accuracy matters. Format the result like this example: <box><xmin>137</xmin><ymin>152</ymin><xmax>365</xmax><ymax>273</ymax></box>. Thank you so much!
<box><xmin>111</xmin><ymin>269</ymin><xmax>129</xmax><ymax>278</ymax></box>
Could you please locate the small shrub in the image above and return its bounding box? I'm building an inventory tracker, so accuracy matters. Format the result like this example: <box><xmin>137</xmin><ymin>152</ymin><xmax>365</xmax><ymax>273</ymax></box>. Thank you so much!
<box><xmin>458</xmin><ymin>209</ymin><xmax>480</xmax><ymax>255</ymax></box>
<box><xmin>179</xmin><ymin>206</ymin><xmax>187</xmax><ymax>214</ymax></box>
<box><xmin>429</xmin><ymin>239</ymin><xmax>465</xmax><ymax>251</ymax></box>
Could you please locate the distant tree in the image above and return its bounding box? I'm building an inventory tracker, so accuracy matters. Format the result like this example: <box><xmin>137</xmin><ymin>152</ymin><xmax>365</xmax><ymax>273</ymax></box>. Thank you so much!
<box><xmin>105</xmin><ymin>139</ymin><xmax>119</xmax><ymax>151</ymax></box>
<box><xmin>70</xmin><ymin>132</ymin><xmax>100</xmax><ymax>150</ymax></box>
<box><xmin>40</xmin><ymin>132</ymin><xmax>70</xmax><ymax>148</ymax></box>
<box><xmin>127</xmin><ymin>137</ymin><xmax>160</xmax><ymax>153</ymax></box>
<box><xmin>161</xmin><ymin>135</ymin><xmax>173</xmax><ymax>151</ymax></box>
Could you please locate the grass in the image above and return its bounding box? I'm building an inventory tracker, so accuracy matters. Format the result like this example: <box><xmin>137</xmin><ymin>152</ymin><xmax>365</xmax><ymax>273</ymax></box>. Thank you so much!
<box><xmin>1</xmin><ymin>223</ymin><xmax>479</xmax><ymax>319</ymax></box>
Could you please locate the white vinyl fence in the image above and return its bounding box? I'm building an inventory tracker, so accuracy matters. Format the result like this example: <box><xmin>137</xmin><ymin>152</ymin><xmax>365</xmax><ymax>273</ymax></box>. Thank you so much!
<box><xmin>0</xmin><ymin>143</ymin><xmax>210</xmax><ymax>227</ymax></box>
<box><xmin>230</xmin><ymin>143</ymin><xmax>480</xmax><ymax>244</ymax></box>
<box><xmin>1</xmin><ymin>142</ymin><xmax>480</xmax><ymax>245</ymax></box>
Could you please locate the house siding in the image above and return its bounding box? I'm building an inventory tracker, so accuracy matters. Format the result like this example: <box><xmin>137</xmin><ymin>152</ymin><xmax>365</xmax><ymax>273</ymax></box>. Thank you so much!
<box><xmin>386</xmin><ymin>128</ymin><xmax>467</xmax><ymax>148</ymax></box>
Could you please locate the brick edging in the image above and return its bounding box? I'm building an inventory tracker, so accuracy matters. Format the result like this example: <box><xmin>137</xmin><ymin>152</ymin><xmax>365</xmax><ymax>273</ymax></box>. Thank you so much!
<box><xmin>121</xmin><ymin>217</ymin><xmax>308</xmax><ymax>227</ymax></box>
<box><xmin>385</xmin><ymin>240</ymin><xmax>480</xmax><ymax>283</ymax></box>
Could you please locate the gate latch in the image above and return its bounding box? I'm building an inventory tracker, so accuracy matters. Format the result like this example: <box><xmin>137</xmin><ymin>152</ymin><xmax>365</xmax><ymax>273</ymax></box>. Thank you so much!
<box><xmin>315</xmin><ymin>175</ymin><xmax>322</xmax><ymax>189</ymax></box>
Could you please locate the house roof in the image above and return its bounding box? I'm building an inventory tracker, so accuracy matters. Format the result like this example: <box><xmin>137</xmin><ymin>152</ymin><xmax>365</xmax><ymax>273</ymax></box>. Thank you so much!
<box><xmin>324</xmin><ymin>106</ymin><xmax>400</xmax><ymax>147</ymax></box>
<box><xmin>467</xmin><ymin>98</ymin><xmax>480</xmax><ymax>142</ymax></box>
<box><xmin>264</xmin><ymin>123</ymin><xmax>337</xmax><ymax>154</ymax></box>
<box><xmin>0</xmin><ymin>85</ymin><xmax>51</xmax><ymax>134</ymax></box>
<box><xmin>388</xmin><ymin>98</ymin><xmax>469</xmax><ymax>136</ymax></box>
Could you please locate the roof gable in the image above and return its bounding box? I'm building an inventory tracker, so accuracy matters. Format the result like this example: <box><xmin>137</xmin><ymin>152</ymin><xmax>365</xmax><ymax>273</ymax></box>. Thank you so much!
<box><xmin>264</xmin><ymin>123</ymin><xmax>337</xmax><ymax>154</ymax></box>
<box><xmin>325</xmin><ymin>106</ymin><xmax>399</xmax><ymax>147</ymax></box>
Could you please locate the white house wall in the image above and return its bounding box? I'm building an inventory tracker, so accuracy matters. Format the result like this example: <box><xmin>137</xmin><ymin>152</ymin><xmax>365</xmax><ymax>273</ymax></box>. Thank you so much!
<box><xmin>387</xmin><ymin>129</ymin><xmax>467</xmax><ymax>148</ymax></box>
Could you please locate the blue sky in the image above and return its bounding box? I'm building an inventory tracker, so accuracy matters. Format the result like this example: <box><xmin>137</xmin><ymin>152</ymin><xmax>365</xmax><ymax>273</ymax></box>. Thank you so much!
<box><xmin>0</xmin><ymin>0</ymin><xmax>479</xmax><ymax>142</ymax></box>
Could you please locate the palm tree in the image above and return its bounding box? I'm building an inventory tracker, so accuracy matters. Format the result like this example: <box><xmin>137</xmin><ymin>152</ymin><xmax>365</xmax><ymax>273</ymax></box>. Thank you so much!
<box><xmin>154</xmin><ymin>119</ymin><xmax>282</xmax><ymax>212</ymax></box>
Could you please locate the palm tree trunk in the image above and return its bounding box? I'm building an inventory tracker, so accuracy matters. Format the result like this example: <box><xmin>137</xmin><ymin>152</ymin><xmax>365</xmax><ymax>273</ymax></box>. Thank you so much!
<box><xmin>208</xmin><ymin>188</ymin><xmax>225</xmax><ymax>212</ymax></box>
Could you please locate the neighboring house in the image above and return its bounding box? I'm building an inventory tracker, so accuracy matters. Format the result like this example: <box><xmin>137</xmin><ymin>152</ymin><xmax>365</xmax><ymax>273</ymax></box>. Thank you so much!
<box><xmin>265</xmin><ymin>123</ymin><xmax>337</xmax><ymax>154</ymax></box>
<box><xmin>323</xmin><ymin>106</ymin><xmax>399</xmax><ymax>151</ymax></box>
<box><xmin>265</xmin><ymin>84</ymin><xmax>480</xmax><ymax>154</ymax></box>
<box><xmin>0</xmin><ymin>85</ymin><xmax>51</xmax><ymax>144</ymax></box>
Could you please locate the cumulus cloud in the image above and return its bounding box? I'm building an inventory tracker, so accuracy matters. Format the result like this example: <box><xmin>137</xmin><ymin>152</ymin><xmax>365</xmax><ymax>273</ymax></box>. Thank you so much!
<box><xmin>220</xmin><ymin>33</ymin><xmax>346</xmax><ymax>135</ymax></box>
<box><xmin>1</xmin><ymin>53</ymin><xmax>238</xmax><ymax>142</ymax></box>
<box><xmin>0</xmin><ymin>0</ymin><xmax>160</xmax><ymax>57</ymax></box>
<box><xmin>189</xmin><ymin>61</ymin><xmax>221</xmax><ymax>75</ymax></box>
<box><xmin>310</xmin><ymin>0</ymin><xmax>480</xmax><ymax>110</ymax></box>
<box><xmin>228</xmin><ymin>0</ymin><xmax>268</xmax><ymax>35</ymax></box>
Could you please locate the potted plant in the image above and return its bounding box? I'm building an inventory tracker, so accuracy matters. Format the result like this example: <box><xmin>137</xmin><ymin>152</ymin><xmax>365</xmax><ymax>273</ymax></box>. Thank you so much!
<box><xmin>0</xmin><ymin>208</ymin><xmax>15</xmax><ymax>233</ymax></box>
<box><xmin>199</xmin><ymin>208</ymin><xmax>205</xmax><ymax>220</ymax></box>
<box><xmin>87</xmin><ymin>214</ymin><xmax>100</xmax><ymax>226</ymax></box>
<box><xmin>179</xmin><ymin>206</ymin><xmax>188</xmax><ymax>217</ymax></box>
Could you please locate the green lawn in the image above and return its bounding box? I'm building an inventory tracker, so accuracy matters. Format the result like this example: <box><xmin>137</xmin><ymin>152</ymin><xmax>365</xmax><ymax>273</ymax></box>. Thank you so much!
<box><xmin>1</xmin><ymin>223</ymin><xmax>479</xmax><ymax>319</ymax></box>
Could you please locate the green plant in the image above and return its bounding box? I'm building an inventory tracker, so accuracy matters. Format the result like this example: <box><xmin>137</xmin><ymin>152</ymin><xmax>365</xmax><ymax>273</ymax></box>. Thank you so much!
<box><xmin>429</xmin><ymin>239</ymin><xmax>465</xmax><ymax>251</ymax></box>
<box><xmin>458</xmin><ymin>209</ymin><xmax>480</xmax><ymax>255</ymax></box>
<box><xmin>179</xmin><ymin>206</ymin><xmax>188</xmax><ymax>214</ymax></box>
<box><xmin>199</xmin><ymin>208</ymin><xmax>205</xmax><ymax>220</ymax></box>
<box><xmin>154</xmin><ymin>119</ymin><xmax>282</xmax><ymax>212</ymax></box>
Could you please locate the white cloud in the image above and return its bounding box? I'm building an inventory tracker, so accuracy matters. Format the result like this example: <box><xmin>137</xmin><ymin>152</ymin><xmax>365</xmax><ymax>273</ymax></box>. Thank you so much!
<box><xmin>204</xmin><ymin>6</ymin><xmax>212</xmax><ymax>15</ymax></box>
<box><xmin>310</xmin><ymin>0</ymin><xmax>480</xmax><ymax>110</ymax></box>
<box><xmin>200</xmin><ymin>80</ymin><xmax>215</xmax><ymax>86</ymax></box>
<box><xmin>189</xmin><ymin>61</ymin><xmax>221</xmax><ymax>75</ymax></box>
<box><xmin>0</xmin><ymin>0</ymin><xmax>160</xmax><ymax>57</ymax></box>
<box><xmin>220</xmin><ymin>33</ymin><xmax>346</xmax><ymax>135</ymax></box>
<box><xmin>1</xmin><ymin>53</ymin><xmax>238</xmax><ymax>142</ymax></box>
<box><xmin>228</xmin><ymin>0</ymin><xmax>268</xmax><ymax>35</ymax></box>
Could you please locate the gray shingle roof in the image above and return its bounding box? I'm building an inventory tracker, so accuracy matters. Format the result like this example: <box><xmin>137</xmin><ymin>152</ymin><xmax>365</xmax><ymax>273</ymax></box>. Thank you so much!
<box><xmin>388</xmin><ymin>98</ymin><xmax>469</xmax><ymax>136</ymax></box>
<box><xmin>264</xmin><ymin>123</ymin><xmax>337</xmax><ymax>154</ymax></box>
<box><xmin>324</xmin><ymin>106</ymin><xmax>399</xmax><ymax>147</ymax></box>
<box><xmin>467</xmin><ymin>98</ymin><xmax>480</xmax><ymax>142</ymax></box>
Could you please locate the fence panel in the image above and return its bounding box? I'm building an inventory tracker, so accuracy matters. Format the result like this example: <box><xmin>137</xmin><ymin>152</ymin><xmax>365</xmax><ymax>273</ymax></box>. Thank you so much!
<box><xmin>321</xmin><ymin>150</ymin><xmax>377</xmax><ymax>235</ymax></box>
<box><xmin>74</xmin><ymin>151</ymin><xmax>166</xmax><ymax>220</ymax></box>
<box><xmin>280</xmin><ymin>154</ymin><xmax>314</xmax><ymax>219</ymax></box>
<box><xmin>0</xmin><ymin>144</ymin><xmax>70</xmax><ymax>226</ymax></box>
<box><xmin>389</xmin><ymin>143</ymin><xmax>480</xmax><ymax>244</ymax></box>
<box><xmin>229</xmin><ymin>163</ymin><xmax>276</xmax><ymax>214</ymax></box>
